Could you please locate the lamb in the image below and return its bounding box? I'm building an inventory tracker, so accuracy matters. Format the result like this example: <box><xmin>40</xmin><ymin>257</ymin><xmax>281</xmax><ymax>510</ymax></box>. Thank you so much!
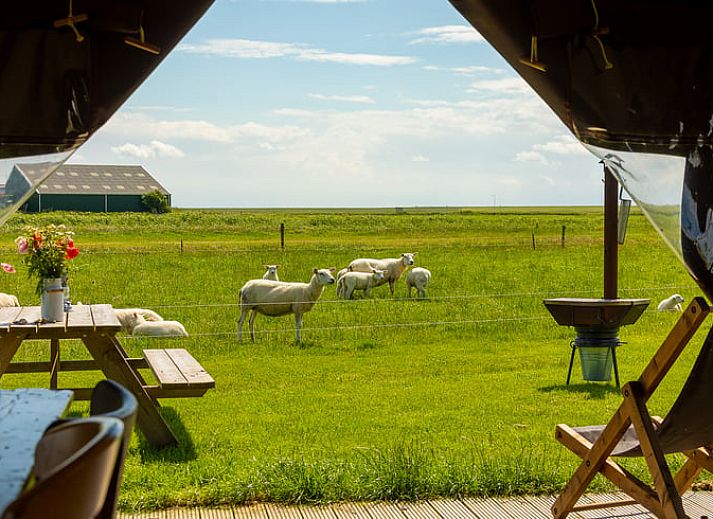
<box><xmin>115</xmin><ymin>308</ymin><xmax>164</xmax><ymax>333</ymax></box>
<box><xmin>347</xmin><ymin>253</ymin><xmax>416</xmax><ymax>295</ymax></box>
<box><xmin>657</xmin><ymin>294</ymin><xmax>684</xmax><ymax>312</ymax></box>
<box><xmin>238</xmin><ymin>267</ymin><xmax>335</xmax><ymax>343</ymax></box>
<box><xmin>0</xmin><ymin>292</ymin><xmax>19</xmax><ymax>307</ymax></box>
<box><xmin>337</xmin><ymin>269</ymin><xmax>386</xmax><ymax>299</ymax></box>
<box><xmin>405</xmin><ymin>267</ymin><xmax>431</xmax><ymax>299</ymax></box>
<box><xmin>124</xmin><ymin>312</ymin><xmax>188</xmax><ymax>337</ymax></box>
<box><xmin>262</xmin><ymin>264</ymin><xmax>280</xmax><ymax>281</ymax></box>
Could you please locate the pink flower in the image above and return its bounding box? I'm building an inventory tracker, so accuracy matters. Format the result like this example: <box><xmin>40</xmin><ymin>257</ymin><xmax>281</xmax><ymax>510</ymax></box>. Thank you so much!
<box><xmin>1</xmin><ymin>263</ymin><xmax>15</xmax><ymax>274</ymax></box>
<box><xmin>15</xmin><ymin>237</ymin><xmax>28</xmax><ymax>254</ymax></box>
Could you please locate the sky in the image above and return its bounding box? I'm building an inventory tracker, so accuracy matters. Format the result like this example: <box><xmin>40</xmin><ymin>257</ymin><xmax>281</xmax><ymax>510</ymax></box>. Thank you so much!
<box><xmin>70</xmin><ymin>0</ymin><xmax>606</xmax><ymax>208</ymax></box>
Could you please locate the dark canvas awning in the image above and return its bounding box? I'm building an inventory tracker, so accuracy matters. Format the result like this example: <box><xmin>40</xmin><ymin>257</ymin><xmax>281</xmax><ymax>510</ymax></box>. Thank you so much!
<box><xmin>448</xmin><ymin>0</ymin><xmax>713</xmax><ymax>156</ymax></box>
<box><xmin>0</xmin><ymin>1</ymin><xmax>214</xmax><ymax>158</ymax></box>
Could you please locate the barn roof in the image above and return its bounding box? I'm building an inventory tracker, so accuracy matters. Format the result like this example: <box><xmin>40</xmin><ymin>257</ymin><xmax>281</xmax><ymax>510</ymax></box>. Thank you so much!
<box><xmin>14</xmin><ymin>164</ymin><xmax>170</xmax><ymax>196</ymax></box>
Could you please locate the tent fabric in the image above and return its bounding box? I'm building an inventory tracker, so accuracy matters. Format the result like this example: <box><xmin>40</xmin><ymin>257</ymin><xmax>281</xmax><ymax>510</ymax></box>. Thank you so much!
<box><xmin>448</xmin><ymin>0</ymin><xmax>713</xmax><ymax>156</ymax></box>
<box><xmin>0</xmin><ymin>1</ymin><xmax>214</xmax><ymax>158</ymax></box>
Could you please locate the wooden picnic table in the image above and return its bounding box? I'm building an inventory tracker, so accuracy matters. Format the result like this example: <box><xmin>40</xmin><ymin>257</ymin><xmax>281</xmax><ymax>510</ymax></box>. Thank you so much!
<box><xmin>0</xmin><ymin>388</ymin><xmax>73</xmax><ymax>515</ymax></box>
<box><xmin>0</xmin><ymin>304</ymin><xmax>214</xmax><ymax>448</ymax></box>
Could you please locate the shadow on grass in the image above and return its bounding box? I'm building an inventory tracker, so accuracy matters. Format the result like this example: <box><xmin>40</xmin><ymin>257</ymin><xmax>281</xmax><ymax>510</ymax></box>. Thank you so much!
<box><xmin>538</xmin><ymin>382</ymin><xmax>621</xmax><ymax>399</ymax></box>
<box><xmin>136</xmin><ymin>407</ymin><xmax>197</xmax><ymax>463</ymax></box>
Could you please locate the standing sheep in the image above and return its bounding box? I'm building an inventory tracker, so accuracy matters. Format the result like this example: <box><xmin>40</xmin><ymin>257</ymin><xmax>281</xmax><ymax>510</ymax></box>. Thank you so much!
<box><xmin>347</xmin><ymin>253</ymin><xmax>416</xmax><ymax>295</ymax></box>
<box><xmin>406</xmin><ymin>267</ymin><xmax>431</xmax><ymax>299</ymax></box>
<box><xmin>238</xmin><ymin>267</ymin><xmax>336</xmax><ymax>343</ymax></box>
<box><xmin>262</xmin><ymin>265</ymin><xmax>280</xmax><ymax>281</ymax></box>
<box><xmin>337</xmin><ymin>269</ymin><xmax>386</xmax><ymax>299</ymax></box>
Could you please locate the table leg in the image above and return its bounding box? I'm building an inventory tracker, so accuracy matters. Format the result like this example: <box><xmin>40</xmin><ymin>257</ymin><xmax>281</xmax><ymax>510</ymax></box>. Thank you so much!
<box><xmin>50</xmin><ymin>339</ymin><xmax>59</xmax><ymax>389</ymax></box>
<box><xmin>0</xmin><ymin>333</ymin><xmax>30</xmax><ymax>378</ymax></box>
<box><xmin>82</xmin><ymin>333</ymin><xmax>178</xmax><ymax>447</ymax></box>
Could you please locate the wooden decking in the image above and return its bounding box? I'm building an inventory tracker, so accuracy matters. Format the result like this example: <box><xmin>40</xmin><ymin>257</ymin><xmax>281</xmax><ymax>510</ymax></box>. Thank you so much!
<box><xmin>119</xmin><ymin>492</ymin><xmax>713</xmax><ymax>518</ymax></box>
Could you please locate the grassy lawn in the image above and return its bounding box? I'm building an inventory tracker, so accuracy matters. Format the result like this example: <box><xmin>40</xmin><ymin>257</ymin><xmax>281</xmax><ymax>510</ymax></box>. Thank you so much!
<box><xmin>0</xmin><ymin>207</ymin><xmax>706</xmax><ymax>510</ymax></box>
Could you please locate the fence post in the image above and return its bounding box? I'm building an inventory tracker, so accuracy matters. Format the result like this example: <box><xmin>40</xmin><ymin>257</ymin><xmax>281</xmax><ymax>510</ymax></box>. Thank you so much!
<box><xmin>280</xmin><ymin>223</ymin><xmax>285</xmax><ymax>250</ymax></box>
<box><xmin>561</xmin><ymin>225</ymin><xmax>566</xmax><ymax>248</ymax></box>
<box><xmin>532</xmin><ymin>232</ymin><xmax>536</xmax><ymax>250</ymax></box>
<box><xmin>180</xmin><ymin>239</ymin><xmax>183</xmax><ymax>253</ymax></box>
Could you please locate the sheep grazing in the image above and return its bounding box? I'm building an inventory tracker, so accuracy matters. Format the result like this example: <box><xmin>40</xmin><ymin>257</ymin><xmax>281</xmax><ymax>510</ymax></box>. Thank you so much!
<box><xmin>0</xmin><ymin>292</ymin><xmax>20</xmax><ymax>307</ymax></box>
<box><xmin>347</xmin><ymin>253</ymin><xmax>416</xmax><ymax>295</ymax></box>
<box><xmin>337</xmin><ymin>269</ymin><xmax>386</xmax><ymax>299</ymax></box>
<box><xmin>238</xmin><ymin>267</ymin><xmax>336</xmax><ymax>343</ymax></box>
<box><xmin>657</xmin><ymin>294</ymin><xmax>684</xmax><ymax>312</ymax></box>
<box><xmin>115</xmin><ymin>308</ymin><xmax>164</xmax><ymax>333</ymax></box>
<box><xmin>125</xmin><ymin>312</ymin><xmax>188</xmax><ymax>337</ymax></box>
<box><xmin>406</xmin><ymin>267</ymin><xmax>431</xmax><ymax>299</ymax></box>
<box><xmin>262</xmin><ymin>264</ymin><xmax>280</xmax><ymax>281</ymax></box>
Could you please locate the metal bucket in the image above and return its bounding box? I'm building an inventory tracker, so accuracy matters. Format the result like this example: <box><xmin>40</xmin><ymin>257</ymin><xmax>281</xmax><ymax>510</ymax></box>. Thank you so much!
<box><xmin>574</xmin><ymin>327</ymin><xmax>620</xmax><ymax>382</ymax></box>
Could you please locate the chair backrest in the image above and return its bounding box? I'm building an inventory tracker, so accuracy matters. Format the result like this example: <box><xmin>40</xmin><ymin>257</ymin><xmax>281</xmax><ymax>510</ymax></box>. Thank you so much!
<box><xmin>2</xmin><ymin>417</ymin><xmax>123</xmax><ymax>519</ymax></box>
<box><xmin>89</xmin><ymin>379</ymin><xmax>138</xmax><ymax>519</ymax></box>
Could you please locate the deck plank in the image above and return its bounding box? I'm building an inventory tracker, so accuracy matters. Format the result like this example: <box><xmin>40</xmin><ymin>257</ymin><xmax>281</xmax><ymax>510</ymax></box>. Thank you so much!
<box><xmin>464</xmin><ymin>495</ymin><xmax>548</xmax><ymax>518</ymax></box>
<box><xmin>427</xmin><ymin>499</ymin><xmax>477</xmax><ymax>518</ymax></box>
<box><xmin>396</xmin><ymin>502</ymin><xmax>441</xmax><ymax>519</ymax></box>
<box><xmin>232</xmin><ymin>503</ymin><xmax>269</xmax><ymax>519</ymax></box>
<box><xmin>264</xmin><ymin>503</ymin><xmax>303</xmax><ymax>519</ymax></box>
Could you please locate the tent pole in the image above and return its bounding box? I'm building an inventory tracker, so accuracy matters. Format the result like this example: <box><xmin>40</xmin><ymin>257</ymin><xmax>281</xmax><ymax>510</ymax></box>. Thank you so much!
<box><xmin>604</xmin><ymin>164</ymin><xmax>618</xmax><ymax>299</ymax></box>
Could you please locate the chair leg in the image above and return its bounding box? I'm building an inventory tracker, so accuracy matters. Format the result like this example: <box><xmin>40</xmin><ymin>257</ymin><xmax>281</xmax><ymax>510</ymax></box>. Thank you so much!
<box><xmin>623</xmin><ymin>382</ymin><xmax>686</xmax><ymax>518</ymax></box>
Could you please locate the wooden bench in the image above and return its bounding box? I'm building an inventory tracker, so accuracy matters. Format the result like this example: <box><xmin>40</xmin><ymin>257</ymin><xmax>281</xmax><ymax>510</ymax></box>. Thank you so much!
<box><xmin>143</xmin><ymin>348</ymin><xmax>215</xmax><ymax>398</ymax></box>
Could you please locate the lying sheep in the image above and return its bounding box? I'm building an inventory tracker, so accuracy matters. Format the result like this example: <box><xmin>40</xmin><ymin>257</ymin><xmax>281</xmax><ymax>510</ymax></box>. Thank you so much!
<box><xmin>0</xmin><ymin>292</ymin><xmax>19</xmax><ymax>307</ymax></box>
<box><xmin>337</xmin><ymin>269</ymin><xmax>386</xmax><ymax>299</ymax></box>
<box><xmin>347</xmin><ymin>253</ymin><xmax>416</xmax><ymax>295</ymax></box>
<box><xmin>406</xmin><ymin>267</ymin><xmax>431</xmax><ymax>299</ymax></box>
<box><xmin>125</xmin><ymin>312</ymin><xmax>188</xmax><ymax>337</ymax></box>
<box><xmin>238</xmin><ymin>267</ymin><xmax>335</xmax><ymax>343</ymax></box>
<box><xmin>657</xmin><ymin>294</ymin><xmax>684</xmax><ymax>312</ymax></box>
<box><xmin>115</xmin><ymin>308</ymin><xmax>164</xmax><ymax>333</ymax></box>
<box><xmin>262</xmin><ymin>264</ymin><xmax>280</xmax><ymax>281</ymax></box>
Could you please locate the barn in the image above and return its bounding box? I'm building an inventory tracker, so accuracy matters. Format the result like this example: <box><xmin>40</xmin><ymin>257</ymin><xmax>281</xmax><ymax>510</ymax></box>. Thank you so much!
<box><xmin>5</xmin><ymin>164</ymin><xmax>171</xmax><ymax>213</ymax></box>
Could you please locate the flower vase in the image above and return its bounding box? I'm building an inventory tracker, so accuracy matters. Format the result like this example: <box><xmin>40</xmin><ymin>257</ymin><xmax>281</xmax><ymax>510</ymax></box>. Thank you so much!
<box><xmin>41</xmin><ymin>278</ymin><xmax>65</xmax><ymax>322</ymax></box>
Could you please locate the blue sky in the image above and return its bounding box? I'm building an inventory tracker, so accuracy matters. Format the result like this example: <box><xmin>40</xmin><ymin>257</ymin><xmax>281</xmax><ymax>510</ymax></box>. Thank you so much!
<box><xmin>71</xmin><ymin>0</ymin><xmax>603</xmax><ymax>208</ymax></box>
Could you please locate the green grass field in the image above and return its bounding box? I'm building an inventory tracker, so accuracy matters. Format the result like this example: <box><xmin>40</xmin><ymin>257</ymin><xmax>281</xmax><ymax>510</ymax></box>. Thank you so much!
<box><xmin>0</xmin><ymin>207</ymin><xmax>706</xmax><ymax>511</ymax></box>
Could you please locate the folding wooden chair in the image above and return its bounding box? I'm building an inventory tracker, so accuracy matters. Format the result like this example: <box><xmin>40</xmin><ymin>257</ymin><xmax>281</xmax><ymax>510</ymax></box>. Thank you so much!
<box><xmin>552</xmin><ymin>296</ymin><xmax>713</xmax><ymax>518</ymax></box>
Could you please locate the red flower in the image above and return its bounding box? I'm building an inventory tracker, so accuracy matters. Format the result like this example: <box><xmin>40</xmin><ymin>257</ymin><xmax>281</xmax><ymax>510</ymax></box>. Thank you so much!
<box><xmin>65</xmin><ymin>244</ymin><xmax>79</xmax><ymax>260</ymax></box>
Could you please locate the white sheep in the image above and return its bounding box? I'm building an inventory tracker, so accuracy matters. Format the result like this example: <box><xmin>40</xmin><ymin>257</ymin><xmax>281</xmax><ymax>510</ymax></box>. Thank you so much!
<box><xmin>337</xmin><ymin>269</ymin><xmax>386</xmax><ymax>299</ymax></box>
<box><xmin>336</xmin><ymin>267</ymin><xmax>351</xmax><ymax>282</ymax></box>
<box><xmin>406</xmin><ymin>267</ymin><xmax>431</xmax><ymax>299</ymax></box>
<box><xmin>115</xmin><ymin>308</ymin><xmax>164</xmax><ymax>333</ymax></box>
<box><xmin>0</xmin><ymin>292</ymin><xmax>20</xmax><ymax>307</ymax></box>
<box><xmin>347</xmin><ymin>253</ymin><xmax>416</xmax><ymax>295</ymax></box>
<box><xmin>262</xmin><ymin>264</ymin><xmax>280</xmax><ymax>281</ymax></box>
<box><xmin>238</xmin><ymin>267</ymin><xmax>335</xmax><ymax>343</ymax></box>
<box><xmin>657</xmin><ymin>294</ymin><xmax>684</xmax><ymax>312</ymax></box>
<box><xmin>125</xmin><ymin>312</ymin><xmax>188</xmax><ymax>337</ymax></box>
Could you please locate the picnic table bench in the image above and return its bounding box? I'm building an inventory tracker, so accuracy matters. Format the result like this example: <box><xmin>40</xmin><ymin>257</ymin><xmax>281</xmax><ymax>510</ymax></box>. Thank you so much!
<box><xmin>0</xmin><ymin>304</ymin><xmax>215</xmax><ymax>447</ymax></box>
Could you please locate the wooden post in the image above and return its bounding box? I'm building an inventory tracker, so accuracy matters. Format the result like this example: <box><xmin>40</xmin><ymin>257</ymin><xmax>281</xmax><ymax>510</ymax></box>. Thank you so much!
<box><xmin>49</xmin><ymin>339</ymin><xmax>59</xmax><ymax>389</ymax></box>
<box><xmin>532</xmin><ymin>232</ymin><xmax>536</xmax><ymax>250</ymax></box>
<box><xmin>562</xmin><ymin>225</ymin><xmax>566</xmax><ymax>248</ymax></box>
<box><xmin>604</xmin><ymin>165</ymin><xmax>618</xmax><ymax>299</ymax></box>
<box><xmin>180</xmin><ymin>239</ymin><xmax>183</xmax><ymax>253</ymax></box>
<box><xmin>280</xmin><ymin>223</ymin><xmax>285</xmax><ymax>250</ymax></box>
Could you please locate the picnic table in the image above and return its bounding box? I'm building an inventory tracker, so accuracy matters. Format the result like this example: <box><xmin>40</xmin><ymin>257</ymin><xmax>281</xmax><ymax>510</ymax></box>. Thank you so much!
<box><xmin>0</xmin><ymin>388</ymin><xmax>74</xmax><ymax>515</ymax></box>
<box><xmin>0</xmin><ymin>304</ymin><xmax>214</xmax><ymax>447</ymax></box>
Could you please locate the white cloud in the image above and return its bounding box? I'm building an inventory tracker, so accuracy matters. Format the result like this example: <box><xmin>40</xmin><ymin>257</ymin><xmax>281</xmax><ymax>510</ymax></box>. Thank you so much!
<box><xmin>424</xmin><ymin>65</ymin><xmax>505</xmax><ymax>76</ymax></box>
<box><xmin>178</xmin><ymin>39</ymin><xmax>415</xmax><ymax>66</ymax></box>
<box><xmin>532</xmin><ymin>135</ymin><xmax>588</xmax><ymax>155</ymax></box>
<box><xmin>468</xmin><ymin>77</ymin><xmax>532</xmax><ymax>95</ymax></box>
<box><xmin>514</xmin><ymin>151</ymin><xmax>549</xmax><ymax>165</ymax></box>
<box><xmin>111</xmin><ymin>140</ymin><xmax>185</xmax><ymax>159</ymax></box>
<box><xmin>409</xmin><ymin>25</ymin><xmax>484</xmax><ymax>45</ymax></box>
<box><xmin>308</xmin><ymin>93</ymin><xmax>375</xmax><ymax>104</ymax></box>
<box><xmin>412</xmin><ymin>154</ymin><xmax>429</xmax><ymax>162</ymax></box>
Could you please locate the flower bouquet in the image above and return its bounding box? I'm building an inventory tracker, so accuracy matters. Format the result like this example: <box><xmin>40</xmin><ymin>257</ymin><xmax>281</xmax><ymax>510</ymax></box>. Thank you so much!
<box><xmin>16</xmin><ymin>224</ymin><xmax>80</xmax><ymax>296</ymax></box>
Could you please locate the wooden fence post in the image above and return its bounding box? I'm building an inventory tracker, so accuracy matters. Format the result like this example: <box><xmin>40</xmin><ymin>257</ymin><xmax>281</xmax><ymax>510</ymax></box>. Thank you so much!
<box><xmin>280</xmin><ymin>223</ymin><xmax>285</xmax><ymax>250</ymax></box>
<box><xmin>532</xmin><ymin>232</ymin><xmax>536</xmax><ymax>250</ymax></box>
<box><xmin>561</xmin><ymin>225</ymin><xmax>566</xmax><ymax>248</ymax></box>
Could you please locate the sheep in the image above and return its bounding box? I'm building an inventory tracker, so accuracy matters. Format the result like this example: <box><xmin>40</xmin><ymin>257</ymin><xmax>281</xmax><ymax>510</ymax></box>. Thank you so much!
<box><xmin>262</xmin><ymin>264</ymin><xmax>280</xmax><ymax>281</ymax></box>
<box><xmin>406</xmin><ymin>267</ymin><xmax>431</xmax><ymax>299</ymax></box>
<box><xmin>347</xmin><ymin>253</ymin><xmax>416</xmax><ymax>295</ymax></box>
<box><xmin>115</xmin><ymin>308</ymin><xmax>164</xmax><ymax>333</ymax></box>
<box><xmin>337</xmin><ymin>269</ymin><xmax>386</xmax><ymax>299</ymax></box>
<box><xmin>0</xmin><ymin>292</ymin><xmax>19</xmax><ymax>307</ymax></box>
<box><xmin>657</xmin><ymin>294</ymin><xmax>684</xmax><ymax>312</ymax></box>
<box><xmin>336</xmin><ymin>267</ymin><xmax>351</xmax><ymax>282</ymax></box>
<box><xmin>238</xmin><ymin>267</ymin><xmax>335</xmax><ymax>343</ymax></box>
<box><xmin>124</xmin><ymin>312</ymin><xmax>188</xmax><ymax>337</ymax></box>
